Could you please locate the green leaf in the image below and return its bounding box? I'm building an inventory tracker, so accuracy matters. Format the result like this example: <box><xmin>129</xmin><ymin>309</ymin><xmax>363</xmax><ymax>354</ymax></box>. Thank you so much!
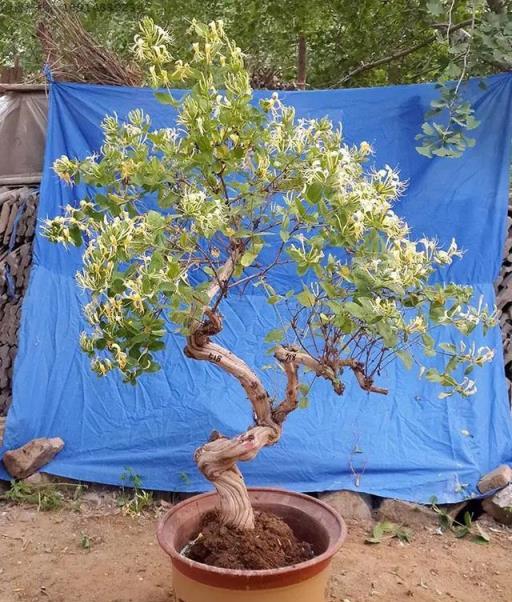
<box><xmin>397</xmin><ymin>350</ymin><xmax>413</xmax><ymax>370</ymax></box>
<box><xmin>453</xmin><ymin>525</ymin><xmax>470</xmax><ymax>538</ymax></box>
<box><xmin>69</xmin><ymin>225</ymin><xmax>83</xmax><ymax>247</ymax></box>
<box><xmin>146</xmin><ymin>210</ymin><xmax>165</xmax><ymax>228</ymax></box>
<box><xmin>439</xmin><ymin>343</ymin><xmax>456</xmax><ymax>353</ymax></box>
<box><xmin>445</xmin><ymin>356</ymin><xmax>458</xmax><ymax>373</ymax></box>
<box><xmin>154</xmin><ymin>91</ymin><xmax>177</xmax><ymax>106</ymax></box>
<box><xmin>472</xmin><ymin>523</ymin><xmax>490</xmax><ymax>544</ymax></box>
<box><xmin>264</xmin><ymin>328</ymin><xmax>284</xmax><ymax>343</ymax></box>
<box><xmin>149</xmin><ymin>252</ymin><xmax>164</xmax><ymax>272</ymax></box>
<box><xmin>426</xmin><ymin>0</ymin><xmax>444</xmax><ymax>17</ymax></box>
<box><xmin>267</xmin><ymin>295</ymin><xmax>283</xmax><ymax>305</ymax></box>
<box><xmin>425</xmin><ymin>368</ymin><xmax>443</xmax><ymax>383</ymax></box>
<box><xmin>343</xmin><ymin>301</ymin><xmax>366</xmax><ymax>320</ymax></box>
<box><xmin>240</xmin><ymin>251</ymin><xmax>258</xmax><ymax>267</ymax></box>
<box><xmin>296</xmin><ymin>287</ymin><xmax>316</xmax><ymax>308</ymax></box>
<box><xmin>305</xmin><ymin>181</ymin><xmax>323</xmax><ymax>204</ymax></box>
<box><xmin>146</xmin><ymin>361</ymin><xmax>161</xmax><ymax>373</ymax></box>
<box><xmin>422</xmin><ymin>333</ymin><xmax>435</xmax><ymax>348</ymax></box>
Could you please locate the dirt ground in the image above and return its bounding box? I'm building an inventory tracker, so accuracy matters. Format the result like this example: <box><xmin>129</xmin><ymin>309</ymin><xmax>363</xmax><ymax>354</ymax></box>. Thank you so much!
<box><xmin>1</xmin><ymin>489</ymin><xmax>512</xmax><ymax>602</ymax></box>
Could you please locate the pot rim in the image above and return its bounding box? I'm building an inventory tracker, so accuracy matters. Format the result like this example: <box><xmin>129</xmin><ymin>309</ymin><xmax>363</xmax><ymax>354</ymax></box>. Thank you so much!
<box><xmin>157</xmin><ymin>486</ymin><xmax>347</xmax><ymax>580</ymax></box>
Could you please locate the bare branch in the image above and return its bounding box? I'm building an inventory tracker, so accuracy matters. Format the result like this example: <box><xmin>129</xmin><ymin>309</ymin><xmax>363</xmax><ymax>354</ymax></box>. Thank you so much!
<box><xmin>272</xmin><ymin>357</ymin><xmax>299</xmax><ymax>425</ymax></box>
<box><xmin>331</xmin><ymin>19</ymin><xmax>475</xmax><ymax>87</ymax></box>
<box><xmin>274</xmin><ymin>345</ymin><xmax>344</xmax><ymax>394</ymax></box>
<box><xmin>274</xmin><ymin>345</ymin><xmax>388</xmax><ymax>395</ymax></box>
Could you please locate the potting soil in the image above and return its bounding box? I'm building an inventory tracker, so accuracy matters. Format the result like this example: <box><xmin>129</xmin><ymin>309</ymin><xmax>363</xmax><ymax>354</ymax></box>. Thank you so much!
<box><xmin>186</xmin><ymin>510</ymin><xmax>314</xmax><ymax>570</ymax></box>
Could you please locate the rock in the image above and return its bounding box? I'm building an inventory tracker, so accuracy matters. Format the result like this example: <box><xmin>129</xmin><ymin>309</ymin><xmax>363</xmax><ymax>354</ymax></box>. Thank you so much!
<box><xmin>22</xmin><ymin>472</ymin><xmax>52</xmax><ymax>486</ymax></box>
<box><xmin>477</xmin><ymin>465</ymin><xmax>512</xmax><ymax>494</ymax></box>
<box><xmin>482</xmin><ymin>484</ymin><xmax>512</xmax><ymax>525</ymax></box>
<box><xmin>376</xmin><ymin>498</ymin><xmax>437</xmax><ymax>528</ymax></box>
<box><xmin>0</xmin><ymin>416</ymin><xmax>5</xmax><ymax>445</ymax></box>
<box><xmin>80</xmin><ymin>491</ymin><xmax>103</xmax><ymax>507</ymax></box>
<box><xmin>2</xmin><ymin>437</ymin><xmax>64</xmax><ymax>479</ymax></box>
<box><xmin>319</xmin><ymin>490</ymin><xmax>373</xmax><ymax>523</ymax></box>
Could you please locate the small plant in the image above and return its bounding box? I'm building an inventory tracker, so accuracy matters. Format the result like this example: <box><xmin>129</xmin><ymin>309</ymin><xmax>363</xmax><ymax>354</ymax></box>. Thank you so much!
<box><xmin>10</xmin><ymin>480</ymin><xmax>63</xmax><ymax>511</ymax></box>
<box><xmin>430</xmin><ymin>497</ymin><xmax>490</xmax><ymax>544</ymax></box>
<box><xmin>69</xmin><ymin>483</ymin><xmax>86</xmax><ymax>512</ymax></box>
<box><xmin>118</xmin><ymin>467</ymin><xmax>153</xmax><ymax>515</ymax></box>
<box><xmin>0</xmin><ymin>479</ymin><xmax>84</xmax><ymax>511</ymax></box>
<box><xmin>79</xmin><ymin>532</ymin><xmax>91</xmax><ymax>550</ymax></box>
<box><xmin>365</xmin><ymin>520</ymin><xmax>413</xmax><ymax>544</ymax></box>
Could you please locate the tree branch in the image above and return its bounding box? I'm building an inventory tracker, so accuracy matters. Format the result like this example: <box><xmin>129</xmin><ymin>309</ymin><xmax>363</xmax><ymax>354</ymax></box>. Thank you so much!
<box><xmin>297</xmin><ymin>33</ymin><xmax>307</xmax><ymax>90</ymax></box>
<box><xmin>331</xmin><ymin>19</ymin><xmax>475</xmax><ymax>87</ymax></box>
<box><xmin>274</xmin><ymin>345</ymin><xmax>388</xmax><ymax>395</ymax></box>
<box><xmin>271</xmin><ymin>356</ymin><xmax>299</xmax><ymax>425</ymax></box>
<box><xmin>185</xmin><ymin>330</ymin><xmax>278</xmax><ymax>431</ymax></box>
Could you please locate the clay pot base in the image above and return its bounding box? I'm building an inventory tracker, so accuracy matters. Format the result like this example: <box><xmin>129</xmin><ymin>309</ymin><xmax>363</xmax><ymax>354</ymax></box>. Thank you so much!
<box><xmin>173</xmin><ymin>564</ymin><xmax>330</xmax><ymax>602</ymax></box>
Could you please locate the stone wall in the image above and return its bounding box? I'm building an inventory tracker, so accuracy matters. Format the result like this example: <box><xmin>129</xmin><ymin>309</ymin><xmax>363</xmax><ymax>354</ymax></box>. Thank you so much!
<box><xmin>497</xmin><ymin>204</ymin><xmax>512</xmax><ymax>401</ymax></box>
<box><xmin>0</xmin><ymin>187</ymin><xmax>38</xmax><ymax>414</ymax></box>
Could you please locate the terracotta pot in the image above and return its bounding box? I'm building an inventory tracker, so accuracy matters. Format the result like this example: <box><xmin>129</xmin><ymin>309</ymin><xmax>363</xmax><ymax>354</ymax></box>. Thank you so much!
<box><xmin>157</xmin><ymin>487</ymin><xmax>347</xmax><ymax>602</ymax></box>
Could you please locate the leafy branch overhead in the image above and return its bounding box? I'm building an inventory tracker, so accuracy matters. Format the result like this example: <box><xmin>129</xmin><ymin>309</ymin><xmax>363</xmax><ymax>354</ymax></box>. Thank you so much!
<box><xmin>2</xmin><ymin>2</ymin><xmax>509</xmax><ymax>160</ymax></box>
<box><xmin>43</xmin><ymin>19</ymin><xmax>497</xmax><ymax>403</ymax></box>
<box><xmin>416</xmin><ymin>0</ymin><xmax>511</xmax><ymax>157</ymax></box>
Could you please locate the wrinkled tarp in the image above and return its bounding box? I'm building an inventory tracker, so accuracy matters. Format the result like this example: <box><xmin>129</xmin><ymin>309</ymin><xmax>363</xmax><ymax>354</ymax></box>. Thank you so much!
<box><xmin>2</xmin><ymin>75</ymin><xmax>512</xmax><ymax>502</ymax></box>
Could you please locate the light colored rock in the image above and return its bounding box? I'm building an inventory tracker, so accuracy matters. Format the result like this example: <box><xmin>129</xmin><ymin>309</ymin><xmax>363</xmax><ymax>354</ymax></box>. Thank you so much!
<box><xmin>477</xmin><ymin>464</ymin><xmax>512</xmax><ymax>494</ymax></box>
<box><xmin>482</xmin><ymin>483</ymin><xmax>512</xmax><ymax>525</ymax></box>
<box><xmin>320</xmin><ymin>490</ymin><xmax>373</xmax><ymax>523</ymax></box>
<box><xmin>0</xmin><ymin>417</ymin><xmax>5</xmax><ymax>446</ymax></box>
<box><xmin>2</xmin><ymin>437</ymin><xmax>64</xmax><ymax>479</ymax></box>
<box><xmin>22</xmin><ymin>472</ymin><xmax>52</xmax><ymax>486</ymax></box>
<box><xmin>376</xmin><ymin>498</ymin><xmax>437</xmax><ymax>528</ymax></box>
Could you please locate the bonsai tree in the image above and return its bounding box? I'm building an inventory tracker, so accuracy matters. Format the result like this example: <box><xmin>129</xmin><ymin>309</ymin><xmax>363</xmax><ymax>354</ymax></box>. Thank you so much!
<box><xmin>44</xmin><ymin>19</ymin><xmax>496</xmax><ymax>531</ymax></box>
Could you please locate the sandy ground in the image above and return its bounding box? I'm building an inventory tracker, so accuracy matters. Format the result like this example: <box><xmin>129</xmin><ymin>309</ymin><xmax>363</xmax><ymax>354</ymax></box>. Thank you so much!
<box><xmin>1</xmin><ymin>491</ymin><xmax>511</xmax><ymax>602</ymax></box>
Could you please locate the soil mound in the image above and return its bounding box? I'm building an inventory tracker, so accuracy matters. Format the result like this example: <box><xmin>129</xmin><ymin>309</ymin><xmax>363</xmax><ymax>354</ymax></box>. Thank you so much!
<box><xmin>186</xmin><ymin>509</ymin><xmax>314</xmax><ymax>570</ymax></box>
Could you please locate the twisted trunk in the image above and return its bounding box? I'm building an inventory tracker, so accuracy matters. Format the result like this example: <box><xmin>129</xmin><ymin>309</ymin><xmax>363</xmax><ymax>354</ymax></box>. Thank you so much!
<box><xmin>184</xmin><ymin>245</ymin><xmax>386</xmax><ymax>530</ymax></box>
<box><xmin>193</xmin><ymin>426</ymin><xmax>277</xmax><ymax>529</ymax></box>
<box><xmin>185</xmin><ymin>324</ymin><xmax>283</xmax><ymax>529</ymax></box>
<box><xmin>185</xmin><ymin>319</ymin><xmax>387</xmax><ymax>529</ymax></box>
<box><xmin>184</xmin><ymin>244</ymin><xmax>287</xmax><ymax>529</ymax></box>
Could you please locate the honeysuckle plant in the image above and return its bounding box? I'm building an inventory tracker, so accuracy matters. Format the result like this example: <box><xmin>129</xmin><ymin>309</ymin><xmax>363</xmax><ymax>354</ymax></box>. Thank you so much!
<box><xmin>44</xmin><ymin>19</ymin><xmax>496</xmax><ymax>530</ymax></box>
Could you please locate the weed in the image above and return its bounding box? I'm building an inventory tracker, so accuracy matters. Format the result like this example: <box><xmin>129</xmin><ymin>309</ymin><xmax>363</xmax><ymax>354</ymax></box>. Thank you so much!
<box><xmin>69</xmin><ymin>483</ymin><xmax>86</xmax><ymax>512</ymax></box>
<box><xmin>79</xmin><ymin>532</ymin><xmax>91</xmax><ymax>550</ymax></box>
<box><xmin>0</xmin><ymin>479</ymin><xmax>85</xmax><ymax>511</ymax></box>
<box><xmin>365</xmin><ymin>520</ymin><xmax>413</xmax><ymax>544</ymax></box>
<box><xmin>1</xmin><ymin>480</ymin><xmax>63</xmax><ymax>511</ymax></box>
<box><xmin>430</xmin><ymin>497</ymin><xmax>490</xmax><ymax>544</ymax></box>
<box><xmin>118</xmin><ymin>467</ymin><xmax>153</xmax><ymax>516</ymax></box>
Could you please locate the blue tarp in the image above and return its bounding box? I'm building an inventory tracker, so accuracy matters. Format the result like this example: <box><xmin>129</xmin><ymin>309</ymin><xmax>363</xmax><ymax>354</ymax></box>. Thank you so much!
<box><xmin>2</xmin><ymin>75</ymin><xmax>512</xmax><ymax>502</ymax></box>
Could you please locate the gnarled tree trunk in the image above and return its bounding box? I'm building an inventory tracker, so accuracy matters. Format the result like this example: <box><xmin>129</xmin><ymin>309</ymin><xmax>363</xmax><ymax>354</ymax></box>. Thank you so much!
<box><xmin>185</xmin><ymin>321</ymin><xmax>286</xmax><ymax>529</ymax></box>
<box><xmin>183</xmin><ymin>244</ymin><xmax>386</xmax><ymax>530</ymax></box>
